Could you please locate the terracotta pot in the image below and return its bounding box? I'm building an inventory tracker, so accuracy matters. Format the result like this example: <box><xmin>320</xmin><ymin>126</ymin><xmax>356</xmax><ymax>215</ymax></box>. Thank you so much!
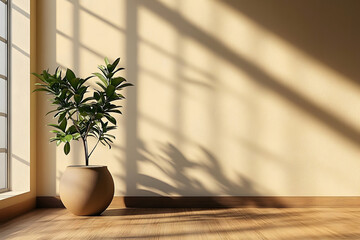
<box><xmin>59</xmin><ymin>165</ymin><xmax>114</xmax><ymax>216</ymax></box>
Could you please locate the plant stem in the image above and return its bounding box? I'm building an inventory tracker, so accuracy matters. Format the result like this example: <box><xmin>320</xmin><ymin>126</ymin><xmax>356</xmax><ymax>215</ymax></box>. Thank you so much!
<box><xmin>88</xmin><ymin>137</ymin><xmax>100</xmax><ymax>159</ymax></box>
<box><xmin>69</xmin><ymin>114</ymin><xmax>92</xmax><ymax>166</ymax></box>
<box><xmin>82</xmin><ymin>138</ymin><xmax>89</xmax><ymax>166</ymax></box>
<box><xmin>69</xmin><ymin>116</ymin><xmax>81</xmax><ymax>134</ymax></box>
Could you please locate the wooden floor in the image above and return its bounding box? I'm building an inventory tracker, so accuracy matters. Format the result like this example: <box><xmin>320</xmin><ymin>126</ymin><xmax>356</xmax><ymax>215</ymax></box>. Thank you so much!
<box><xmin>1</xmin><ymin>208</ymin><xmax>360</xmax><ymax>239</ymax></box>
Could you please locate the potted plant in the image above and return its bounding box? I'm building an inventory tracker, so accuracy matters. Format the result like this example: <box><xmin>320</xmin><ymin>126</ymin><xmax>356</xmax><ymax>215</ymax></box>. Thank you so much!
<box><xmin>33</xmin><ymin>57</ymin><xmax>133</xmax><ymax>215</ymax></box>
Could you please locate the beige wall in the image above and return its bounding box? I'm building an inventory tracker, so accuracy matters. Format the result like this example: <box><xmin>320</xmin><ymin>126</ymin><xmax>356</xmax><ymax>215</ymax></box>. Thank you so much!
<box><xmin>36</xmin><ymin>0</ymin><xmax>360</xmax><ymax>196</ymax></box>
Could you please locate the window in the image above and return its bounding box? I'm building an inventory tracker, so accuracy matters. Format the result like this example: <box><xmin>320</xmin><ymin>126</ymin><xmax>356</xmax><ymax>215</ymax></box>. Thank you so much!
<box><xmin>0</xmin><ymin>0</ymin><xmax>9</xmax><ymax>193</ymax></box>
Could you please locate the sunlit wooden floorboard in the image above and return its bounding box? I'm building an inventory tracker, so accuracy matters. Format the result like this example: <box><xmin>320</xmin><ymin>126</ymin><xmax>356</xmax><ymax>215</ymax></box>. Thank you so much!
<box><xmin>1</xmin><ymin>208</ymin><xmax>360</xmax><ymax>239</ymax></box>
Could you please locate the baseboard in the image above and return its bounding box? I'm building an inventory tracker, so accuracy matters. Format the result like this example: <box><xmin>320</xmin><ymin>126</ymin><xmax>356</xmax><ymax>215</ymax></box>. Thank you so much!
<box><xmin>36</xmin><ymin>196</ymin><xmax>360</xmax><ymax>208</ymax></box>
<box><xmin>36</xmin><ymin>196</ymin><xmax>64</xmax><ymax>208</ymax></box>
<box><xmin>0</xmin><ymin>198</ymin><xmax>36</xmax><ymax>223</ymax></box>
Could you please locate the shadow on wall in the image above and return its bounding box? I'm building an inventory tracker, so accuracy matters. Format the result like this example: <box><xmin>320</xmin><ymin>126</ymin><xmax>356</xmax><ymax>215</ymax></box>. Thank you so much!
<box><xmin>135</xmin><ymin>141</ymin><xmax>257</xmax><ymax>196</ymax></box>
<box><xmin>121</xmin><ymin>0</ymin><xmax>360</xmax><ymax>204</ymax></box>
<box><xmin>138</xmin><ymin>142</ymin><xmax>258</xmax><ymax>196</ymax></box>
<box><xmin>221</xmin><ymin>0</ymin><xmax>360</xmax><ymax>85</ymax></box>
<box><xmin>116</xmin><ymin>0</ymin><xmax>360</xmax><ymax>205</ymax></box>
<box><xmin>136</xmin><ymin>0</ymin><xmax>360</xmax><ymax>148</ymax></box>
<box><xmin>121</xmin><ymin>140</ymin><xmax>286</xmax><ymax>208</ymax></box>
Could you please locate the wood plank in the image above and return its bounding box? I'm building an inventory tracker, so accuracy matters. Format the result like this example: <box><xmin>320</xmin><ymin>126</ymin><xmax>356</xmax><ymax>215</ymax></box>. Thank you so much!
<box><xmin>37</xmin><ymin>196</ymin><xmax>360</xmax><ymax>208</ymax></box>
<box><xmin>1</xmin><ymin>208</ymin><xmax>360</xmax><ymax>239</ymax></box>
<box><xmin>0</xmin><ymin>197</ymin><xmax>36</xmax><ymax>223</ymax></box>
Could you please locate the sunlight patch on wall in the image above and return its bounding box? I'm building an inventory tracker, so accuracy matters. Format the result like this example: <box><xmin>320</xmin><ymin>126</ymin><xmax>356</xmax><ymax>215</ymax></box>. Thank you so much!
<box><xmin>55</xmin><ymin>32</ymin><xmax>74</xmax><ymax>69</ymax></box>
<box><xmin>79</xmin><ymin>0</ymin><xmax>126</xmax><ymax>31</ymax></box>
<box><xmin>56</xmin><ymin>0</ymin><xmax>74</xmax><ymax>37</ymax></box>
<box><xmin>217</xmin><ymin>1</ymin><xmax>360</xmax><ymax>133</ymax></box>
<box><xmin>78</xmin><ymin>4</ymin><xmax>125</xmax><ymax>63</ymax></box>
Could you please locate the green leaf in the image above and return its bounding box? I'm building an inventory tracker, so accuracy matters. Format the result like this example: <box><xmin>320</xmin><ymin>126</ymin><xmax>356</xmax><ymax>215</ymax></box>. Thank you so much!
<box><xmin>78</xmin><ymin>105</ymin><xmax>91</xmax><ymax>115</ymax></box>
<box><xmin>81</xmin><ymin>97</ymin><xmax>94</xmax><ymax>103</ymax></box>
<box><xmin>112</xmin><ymin>67</ymin><xmax>125</xmax><ymax>76</ymax></box>
<box><xmin>104</xmin><ymin>137</ymin><xmax>114</xmax><ymax>143</ymax></box>
<box><xmin>117</xmin><ymin>82</ymin><xmax>134</xmax><ymax>89</ymax></box>
<box><xmin>55</xmin><ymin>67</ymin><xmax>61</xmax><ymax>78</ymax></box>
<box><xmin>107</xmin><ymin>93</ymin><xmax>122</xmax><ymax>101</ymax></box>
<box><xmin>104</xmin><ymin>134</ymin><xmax>115</xmax><ymax>139</ymax></box>
<box><xmin>95</xmin><ymin>113</ymin><xmax>103</xmax><ymax>119</ymax></box>
<box><xmin>54</xmin><ymin>109</ymin><xmax>66</xmax><ymax>118</ymax></box>
<box><xmin>32</xmin><ymin>88</ymin><xmax>53</xmax><ymax>93</ymax></box>
<box><xmin>82</xmin><ymin>75</ymin><xmax>94</xmax><ymax>83</ymax></box>
<box><xmin>58</xmin><ymin>89</ymin><xmax>68</xmax><ymax>100</ymax></box>
<box><xmin>56</xmin><ymin>140</ymin><xmax>62</xmax><ymax>146</ymax></box>
<box><xmin>78</xmin><ymin>86</ymin><xmax>87</xmax><ymax>95</ymax></box>
<box><xmin>66</xmin><ymin>125</ymin><xmax>77</xmax><ymax>134</ymax></box>
<box><xmin>106</xmin><ymin>85</ymin><xmax>115</xmax><ymax>97</ymax></box>
<box><xmin>117</xmin><ymin>93</ymin><xmax>125</xmax><ymax>99</ymax></box>
<box><xmin>110</xmin><ymin>77</ymin><xmax>126</xmax><ymax>87</ymax></box>
<box><xmin>95</xmin><ymin>82</ymin><xmax>107</xmax><ymax>91</ymax></box>
<box><xmin>64</xmin><ymin>142</ymin><xmax>70</xmax><ymax>155</ymax></box>
<box><xmin>42</xmin><ymin>70</ymin><xmax>49</xmax><ymax>80</ymax></box>
<box><xmin>50</xmin><ymin>130</ymin><xmax>61</xmax><ymax>134</ymax></box>
<box><xmin>69</xmin><ymin>77</ymin><xmax>80</xmax><ymax>89</ymax></box>
<box><xmin>93</xmin><ymin>73</ymin><xmax>108</xmax><ymax>86</ymax></box>
<box><xmin>104</xmin><ymin>57</ymin><xmax>110</xmax><ymax>65</ymax></box>
<box><xmin>107</xmin><ymin>126</ymin><xmax>117</xmax><ymax>131</ymax></box>
<box><xmin>111</xmin><ymin>58</ymin><xmax>120</xmax><ymax>70</ymax></box>
<box><xmin>32</xmin><ymin>73</ymin><xmax>46</xmax><ymax>82</ymax></box>
<box><xmin>34</xmin><ymin>83</ymin><xmax>47</xmax><ymax>86</ymax></box>
<box><xmin>109</xmin><ymin>109</ymin><xmax>122</xmax><ymax>114</ymax></box>
<box><xmin>59</xmin><ymin>119</ymin><xmax>67</xmax><ymax>132</ymax></box>
<box><xmin>103</xmin><ymin>138</ymin><xmax>112</xmax><ymax>149</ymax></box>
<box><xmin>73</xmin><ymin>133</ymin><xmax>81</xmax><ymax>140</ymax></box>
<box><xmin>58</xmin><ymin>112</ymin><xmax>67</xmax><ymax>123</ymax></box>
<box><xmin>101</xmin><ymin>120</ymin><xmax>108</xmax><ymax>129</ymax></box>
<box><xmin>48</xmin><ymin>124</ymin><xmax>64</xmax><ymax>132</ymax></box>
<box><xmin>104</xmin><ymin>114</ymin><xmax>116</xmax><ymax>125</ymax></box>
<box><xmin>64</xmin><ymin>135</ymin><xmax>73</xmax><ymax>142</ymax></box>
<box><xmin>93</xmin><ymin>92</ymin><xmax>100</xmax><ymax>100</ymax></box>
<box><xmin>98</xmin><ymin>65</ymin><xmax>109</xmax><ymax>77</ymax></box>
<box><xmin>74</xmin><ymin>94</ymin><xmax>82</xmax><ymax>104</ymax></box>
<box><xmin>106</xmin><ymin>104</ymin><xmax>122</xmax><ymax>110</ymax></box>
<box><xmin>66</xmin><ymin>69</ymin><xmax>76</xmax><ymax>81</ymax></box>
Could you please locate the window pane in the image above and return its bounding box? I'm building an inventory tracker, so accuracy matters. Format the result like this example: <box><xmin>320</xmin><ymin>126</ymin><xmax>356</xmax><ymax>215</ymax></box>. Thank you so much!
<box><xmin>0</xmin><ymin>79</ymin><xmax>6</xmax><ymax>154</ymax></box>
<box><xmin>0</xmin><ymin>110</ymin><xmax>6</xmax><ymax>190</ymax></box>
<box><xmin>0</xmin><ymin>79</ymin><xmax>6</xmax><ymax>114</ymax></box>
<box><xmin>0</xmin><ymin>1</ymin><xmax>6</xmax><ymax>191</ymax></box>
<box><xmin>0</xmin><ymin>116</ymin><xmax>6</xmax><ymax>149</ymax></box>
<box><xmin>0</xmin><ymin>41</ymin><xmax>7</xmax><ymax>76</ymax></box>
<box><xmin>0</xmin><ymin>153</ymin><xmax>6</xmax><ymax>189</ymax></box>
<box><xmin>0</xmin><ymin>2</ymin><xmax>6</xmax><ymax>39</ymax></box>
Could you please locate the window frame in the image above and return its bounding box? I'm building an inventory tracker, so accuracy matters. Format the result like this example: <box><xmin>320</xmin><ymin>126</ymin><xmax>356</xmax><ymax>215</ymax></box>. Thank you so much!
<box><xmin>0</xmin><ymin>0</ymin><xmax>10</xmax><ymax>193</ymax></box>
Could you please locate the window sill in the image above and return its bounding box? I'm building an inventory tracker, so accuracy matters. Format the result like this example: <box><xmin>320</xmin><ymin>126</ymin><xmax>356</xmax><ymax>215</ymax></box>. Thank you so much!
<box><xmin>0</xmin><ymin>190</ymin><xmax>28</xmax><ymax>200</ymax></box>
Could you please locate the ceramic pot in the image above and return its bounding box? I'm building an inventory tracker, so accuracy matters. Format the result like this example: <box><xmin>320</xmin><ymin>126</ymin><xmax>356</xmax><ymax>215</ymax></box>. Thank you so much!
<box><xmin>59</xmin><ymin>165</ymin><xmax>114</xmax><ymax>216</ymax></box>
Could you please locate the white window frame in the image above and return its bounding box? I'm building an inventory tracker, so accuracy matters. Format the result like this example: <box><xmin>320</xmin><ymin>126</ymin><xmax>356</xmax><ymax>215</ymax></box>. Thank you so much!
<box><xmin>0</xmin><ymin>0</ymin><xmax>10</xmax><ymax>194</ymax></box>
